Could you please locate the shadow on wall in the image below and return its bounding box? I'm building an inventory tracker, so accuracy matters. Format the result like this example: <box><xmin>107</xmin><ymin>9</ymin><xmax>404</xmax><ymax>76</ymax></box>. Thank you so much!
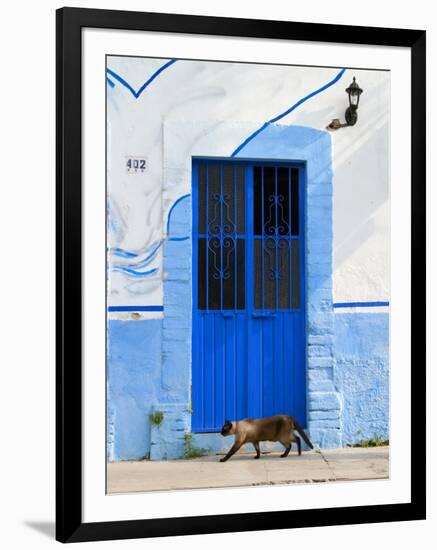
<box><xmin>331</xmin><ymin>78</ymin><xmax>390</xmax><ymax>269</ymax></box>
<box><xmin>334</xmin><ymin>124</ymin><xmax>389</xmax><ymax>266</ymax></box>
<box><xmin>291</xmin><ymin>76</ymin><xmax>389</xmax><ymax>270</ymax></box>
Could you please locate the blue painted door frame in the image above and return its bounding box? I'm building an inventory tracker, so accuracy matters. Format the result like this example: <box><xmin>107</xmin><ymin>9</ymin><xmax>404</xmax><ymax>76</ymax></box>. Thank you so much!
<box><xmin>192</xmin><ymin>159</ymin><xmax>306</xmax><ymax>433</ymax></box>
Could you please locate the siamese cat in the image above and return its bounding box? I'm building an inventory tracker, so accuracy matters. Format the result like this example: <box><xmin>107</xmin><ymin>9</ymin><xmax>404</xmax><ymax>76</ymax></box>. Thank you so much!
<box><xmin>220</xmin><ymin>414</ymin><xmax>313</xmax><ymax>462</ymax></box>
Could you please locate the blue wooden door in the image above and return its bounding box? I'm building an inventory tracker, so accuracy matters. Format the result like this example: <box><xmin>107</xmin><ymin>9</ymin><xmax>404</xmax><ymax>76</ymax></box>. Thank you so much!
<box><xmin>192</xmin><ymin>160</ymin><xmax>306</xmax><ymax>432</ymax></box>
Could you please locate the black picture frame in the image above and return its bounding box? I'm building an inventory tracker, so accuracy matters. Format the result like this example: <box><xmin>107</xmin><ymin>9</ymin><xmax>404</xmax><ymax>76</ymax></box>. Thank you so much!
<box><xmin>56</xmin><ymin>7</ymin><xmax>426</xmax><ymax>543</ymax></box>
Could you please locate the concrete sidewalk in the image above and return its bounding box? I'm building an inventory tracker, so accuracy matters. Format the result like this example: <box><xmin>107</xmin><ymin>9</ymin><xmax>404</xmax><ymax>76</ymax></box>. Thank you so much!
<box><xmin>107</xmin><ymin>446</ymin><xmax>389</xmax><ymax>494</ymax></box>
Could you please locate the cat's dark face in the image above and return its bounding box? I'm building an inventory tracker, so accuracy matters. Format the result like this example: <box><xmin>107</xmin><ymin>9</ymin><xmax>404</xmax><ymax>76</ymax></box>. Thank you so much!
<box><xmin>221</xmin><ymin>420</ymin><xmax>233</xmax><ymax>436</ymax></box>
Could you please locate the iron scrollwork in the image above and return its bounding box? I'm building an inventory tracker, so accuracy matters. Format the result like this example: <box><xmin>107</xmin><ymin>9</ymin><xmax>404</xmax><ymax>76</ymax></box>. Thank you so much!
<box><xmin>264</xmin><ymin>193</ymin><xmax>290</xmax><ymax>236</ymax></box>
<box><xmin>209</xmin><ymin>237</ymin><xmax>235</xmax><ymax>280</ymax></box>
<box><xmin>265</xmin><ymin>237</ymin><xmax>289</xmax><ymax>280</ymax></box>
<box><xmin>208</xmin><ymin>193</ymin><xmax>235</xmax><ymax>236</ymax></box>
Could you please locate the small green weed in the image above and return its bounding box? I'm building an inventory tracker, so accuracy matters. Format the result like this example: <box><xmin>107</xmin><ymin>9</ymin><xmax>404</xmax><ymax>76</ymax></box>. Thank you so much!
<box><xmin>149</xmin><ymin>410</ymin><xmax>164</xmax><ymax>427</ymax></box>
<box><xmin>351</xmin><ymin>436</ymin><xmax>389</xmax><ymax>448</ymax></box>
<box><xmin>182</xmin><ymin>433</ymin><xmax>210</xmax><ymax>459</ymax></box>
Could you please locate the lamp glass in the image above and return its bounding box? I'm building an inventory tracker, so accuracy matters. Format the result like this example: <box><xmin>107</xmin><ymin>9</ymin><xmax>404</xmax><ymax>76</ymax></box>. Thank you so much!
<box><xmin>350</xmin><ymin>91</ymin><xmax>360</xmax><ymax>107</ymax></box>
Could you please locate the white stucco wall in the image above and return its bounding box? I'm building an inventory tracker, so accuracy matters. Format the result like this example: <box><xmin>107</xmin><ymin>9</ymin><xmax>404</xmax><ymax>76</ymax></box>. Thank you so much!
<box><xmin>107</xmin><ymin>56</ymin><xmax>390</xmax><ymax>316</ymax></box>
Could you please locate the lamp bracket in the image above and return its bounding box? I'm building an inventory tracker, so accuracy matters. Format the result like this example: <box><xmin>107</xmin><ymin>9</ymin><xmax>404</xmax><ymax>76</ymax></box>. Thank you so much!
<box><xmin>345</xmin><ymin>106</ymin><xmax>358</xmax><ymax>126</ymax></box>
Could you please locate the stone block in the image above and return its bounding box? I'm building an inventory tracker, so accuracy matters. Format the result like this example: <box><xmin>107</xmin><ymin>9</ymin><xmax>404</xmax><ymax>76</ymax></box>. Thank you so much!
<box><xmin>308</xmin><ymin>356</ymin><xmax>335</xmax><ymax>368</ymax></box>
<box><xmin>308</xmin><ymin>428</ymin><xmax>342</xmax><ymax>449</ymax></box>
<box><xmin>164</xmin><ymin>280</ymin><xmax>191</xmax><ymax>308</ymax></box>
<box><xmin>308</xmin><ymin>344</ymin><xmax>332</xmax><ymax>358</ymax></box>
<box><xmin>308</xmin><ymin>380</ymin><xmax>336</xmax><ymax>392</ymax></box>
<box><xmin>308</xmin><ymin>391</ymin><xmax>341</xmax><ymax>411</ymax></box>
<box><xmin>163</xmin><ymin>315</ymin><xmax>191</xmax><ymax>331</ymax></box>
<box><xmin>308</xmin><ymin>312</ymin><xmax>334</xmax><ymax>335</ymax></box>
<box><xmin>307</xmin><ymin>366</ymin><xmax>334</xmax><ymax>381</ymax></box>
<box><xmin>162</xmin><ymin>337</ymin><xmax>190</xmax><ymax>354</ymax></box>
<box><xmin>164</xmin><ymin>268</ymin><xmax>190</xmax><ymax>282</ymax></box>
<box><xmin>308</xmin><ymin>419</ymin><xmax>341</xmax><ymax>430</ymax></box>
<box><xmin>164</xmin><ymin>239</ymin><xmax>190</xmax><ymax>258</ymax></box>
<box><xmin>308</xmin><ymin>409</ymin><xmax>341</xmax><ymax>421</ymax></box>
<box><xmin>307</xmin><ymin>333</ymin><xmax>333</xmax><ymax>346</ymax></box>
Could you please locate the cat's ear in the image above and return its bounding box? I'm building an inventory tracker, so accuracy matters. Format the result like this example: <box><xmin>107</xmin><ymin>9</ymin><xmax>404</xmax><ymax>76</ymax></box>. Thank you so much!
<box><xmin>224</xmin><ymin>419</ymin><xmax>231</xmax><ymax>425</ymax></box>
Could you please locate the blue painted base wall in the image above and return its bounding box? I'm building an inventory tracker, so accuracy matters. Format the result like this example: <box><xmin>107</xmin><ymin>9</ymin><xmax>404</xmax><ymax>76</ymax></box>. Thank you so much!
<box><xmin>107</xmin><ymin>311</ymin><xmax>390</xmax><ymax>460</ymax></box>
<box><xmin>333</xmin><ymin>313</ymin><xmax>389</xmax><ymax>445</ymax></box>
<box><xmin>107</xmin><ymin>319</ymin><xmax>162</xmax><ymax>461</ymax></box>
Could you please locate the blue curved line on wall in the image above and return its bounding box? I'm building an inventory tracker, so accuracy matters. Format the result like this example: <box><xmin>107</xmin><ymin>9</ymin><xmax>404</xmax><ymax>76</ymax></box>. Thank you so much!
<box><xmin>110</xmin><ymin>248</ymin><xmax>139</xmax><ymax>259</ymax></box>
<box><xmin>109</xmin><ymin>193</ymin><xmax>191</xmax><ymax>276</ymax></box>
<box><xmin>231</xmin><ymin>67</ymin><xmax>346</xmax><ymax>157</ymax></box>
<box><xmin>166</xmin><ymin>193</ymin><xmax>191</xmax><ymax>239</ymax></box>
<box><xmin>121</xmin><ymin>241</ymin><xmax>161</xmax><ymax>270</ymax></box>
<box><xmin>107</xmin><ymin>77</ymin><xmax>115</xmax><ymax>88</ymax></box>
<box><xmin>111</xmin><ymin>244</ymin><xmax>160</xmax><ymax>276</ymax></box>
<box><xmin>111</xmin><ymin>266</ymin><xmax>159</xmax><ymax>278</ymax></box>
<box><xmin>106</xmin><ymin>59</ymin><xmax>177</xmax><ymax>99</ymax></box>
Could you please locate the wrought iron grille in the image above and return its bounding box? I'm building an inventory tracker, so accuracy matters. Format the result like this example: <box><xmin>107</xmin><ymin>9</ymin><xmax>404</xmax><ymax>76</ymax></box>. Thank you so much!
<box><xmin>254</xmin><ymin>166</ymin><xmax>300</xmax><ymax>310</ymax></box>
<box><xmin>196</xmin><ymin>162</ymin><xmax>300</xmax><ymax>311</ymax></box>
<box><xmin>197</xmin><ymin>163</ymin><xmax>245</xmax><ymax>310</ymax></box>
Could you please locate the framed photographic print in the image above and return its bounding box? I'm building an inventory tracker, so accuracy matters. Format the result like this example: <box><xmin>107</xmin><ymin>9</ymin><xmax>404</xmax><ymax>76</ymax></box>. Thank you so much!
<box><xmin>56</xmin><ymin>7</ymin><xmax>426</xmax><ymax>543</ymax></box>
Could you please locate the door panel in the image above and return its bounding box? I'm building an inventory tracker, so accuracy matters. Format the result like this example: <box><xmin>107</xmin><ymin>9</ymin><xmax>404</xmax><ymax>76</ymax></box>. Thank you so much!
<box><xmin>192</xmin><ymin>160</ymin><xmax>305</xmax><ymax>432</ymax></box>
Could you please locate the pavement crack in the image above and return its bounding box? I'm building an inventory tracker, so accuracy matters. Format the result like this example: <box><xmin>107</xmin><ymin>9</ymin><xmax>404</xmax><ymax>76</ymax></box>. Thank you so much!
<box><xmin>318</xmin><ymin>450</ymin><xmax>337</xmax><ymax>480</ymax></box>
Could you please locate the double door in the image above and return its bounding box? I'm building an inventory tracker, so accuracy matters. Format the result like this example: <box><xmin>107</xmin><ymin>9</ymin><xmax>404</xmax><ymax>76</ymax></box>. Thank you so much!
<box><xmin>192</xmin><ymin>160</ymin><xmax>306</xmax><ymax>432</ymax></box>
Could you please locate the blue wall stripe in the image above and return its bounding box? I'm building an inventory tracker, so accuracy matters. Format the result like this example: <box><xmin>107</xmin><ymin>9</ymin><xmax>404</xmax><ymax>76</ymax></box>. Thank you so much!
<box><xmin>109</xmin><ymin>302</ymin><xmax>388</xmax><ymax>313</ymax></box>
<box><xmin>106</xmin><ymin>59</ymin><xmax>177</xmax><ymax>99</ymax></box>
<box><xmin>108</xmin><ymin>305</ymin><xmax>164</xmax><ymax>312</ymax></box>
<box><xmin>333</xmin><ymin>301</ymin><xmax>389</xmax><ymax>308</ymax></box>
<box><xmin>231</xmin><ymin>68</ymin><xmax>346</xmax><ymax>157</ymax></box>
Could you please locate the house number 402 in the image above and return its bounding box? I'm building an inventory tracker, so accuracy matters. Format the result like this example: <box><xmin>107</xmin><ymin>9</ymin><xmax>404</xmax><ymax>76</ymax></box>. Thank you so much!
<box><xmin>126</xmin><ymin>157</ymin><xmax>146</xmax><ymax>173</ymax></box>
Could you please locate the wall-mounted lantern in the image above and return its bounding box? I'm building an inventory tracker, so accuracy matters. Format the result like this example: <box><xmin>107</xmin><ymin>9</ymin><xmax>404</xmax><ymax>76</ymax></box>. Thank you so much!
<box><xmin>327</xmin><ymin>77</ymin><xmax>363</xmax><ymax>131</ymax></box>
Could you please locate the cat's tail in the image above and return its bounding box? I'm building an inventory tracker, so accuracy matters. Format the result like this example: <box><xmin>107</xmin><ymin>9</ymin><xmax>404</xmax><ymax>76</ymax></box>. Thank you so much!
<box><xmin>293</xmin><ymin>418</ymin><xmax>314</xmax><ymax>450</ymax></box>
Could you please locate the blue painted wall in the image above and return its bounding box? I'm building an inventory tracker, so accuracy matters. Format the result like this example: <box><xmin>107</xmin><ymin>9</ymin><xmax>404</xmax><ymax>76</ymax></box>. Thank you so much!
<box><xmin>107</xmin><ymin>319</ymin><xmax>162</xmax><ymax>461</ymax></box>
<box><xmin>107</xmin><ymin>309</ymin><xmax>390</xmax><ymax>459</ymax></box>
<box><xmin>333</xmin><ymin>313</ymin><xmax>389</xmax><ymax>444</ymax></box>
<box><xmin>106</xmin><ymin>123</ymin><xmax>390</xmax><ymax>461</ymax></box>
